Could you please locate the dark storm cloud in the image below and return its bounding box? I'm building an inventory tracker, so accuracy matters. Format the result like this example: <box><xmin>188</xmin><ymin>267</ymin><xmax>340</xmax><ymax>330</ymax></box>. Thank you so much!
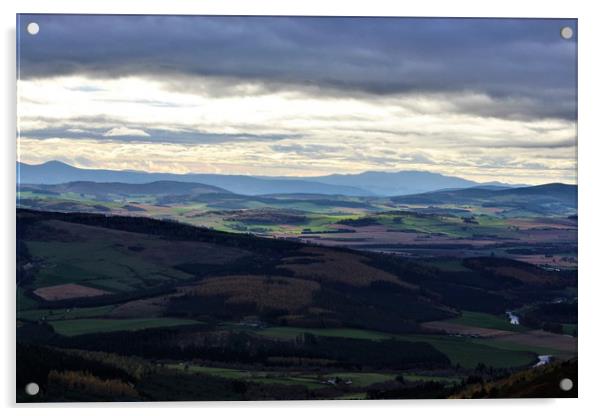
<box><xmin>18</xmin><ymin>15</ymin><xmax>577</xmax><ymax>120</ymax></box>
<box><xmin>481</xmin><ymin>138</ymin><xmax>576</xmax><ymax>149</ymax></box>
<box><xmin>270</xmin><ymin>143</ymin><xmax>342</xmax><ymax>156</ymax></box>
<box><xmin>21</xmin><ymin>121</ymin><xmax>294</xmax><ymax>144</ymax></box>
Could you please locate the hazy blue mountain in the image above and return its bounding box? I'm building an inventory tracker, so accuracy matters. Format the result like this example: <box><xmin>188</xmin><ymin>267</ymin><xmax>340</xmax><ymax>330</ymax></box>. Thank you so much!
<box><xmin>17</xmin><ymin>161</ymin><xmax>525</xmax><ymax>196</ymax></box>
<box><xmin>301</xmin><ymin>170</ymin><xmax>480</xmax><ymax>195</ymax></box>
<box><xmin>17</xmin><ymin>161</ymin><xmax>372</xmax><ymax>196</ymax></box>
<box><xmin>272</xmin><ymin>171</ymin><xmax>523</xmax><ymax>196</ymax></box>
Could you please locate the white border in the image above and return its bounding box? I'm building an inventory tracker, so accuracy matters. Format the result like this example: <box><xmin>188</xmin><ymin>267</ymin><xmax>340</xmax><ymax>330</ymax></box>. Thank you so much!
<box><xmin>2</xmin><ymin>1</ymin><xmax>601</xmax><ymax>415</ymax></box>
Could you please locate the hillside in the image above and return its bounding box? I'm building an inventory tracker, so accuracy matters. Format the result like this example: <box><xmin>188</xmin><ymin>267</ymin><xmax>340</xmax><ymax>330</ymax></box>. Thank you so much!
<box><xmin>18</xmin><ymin>208</ymin><xmax>576</xmax><ymax>327</ymax></box>
<box><xmin>21</xmin><ymin>181</ymin><xmax>231</xmax><ymax>197</ymax></box>
<box><xmin>16</xmin><ymin>180</ymin><xmax>578</xmax><ymax>271</ymax></box>
<box><xmin>17</xmin><ymin>209</ymin><xmax>577</xmax><ymax>401</ymax></box>
<box><xmin>450</xmin><ymin>359</ymin><xmax>577</xmax><ymax>398</ymax></box>
<box><xmin>391</xmin><ymin>183</ymin><xmax>577</xmax><ymax>216</ymax></box>
<box><xmin>18</xmin><ymin>208</ymin><xmax>577</xmax><ymax>327</ymax></box>
<box><xmin>16</xmin><ymin>209</ymin><xmax>454</xmax><ymax>333</ymax></box>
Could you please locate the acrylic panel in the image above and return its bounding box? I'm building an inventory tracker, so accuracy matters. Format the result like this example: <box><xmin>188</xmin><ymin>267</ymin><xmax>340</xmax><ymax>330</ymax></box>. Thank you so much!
<box><xmin>16</xmin><ymin>14</ymin><xmax>577</xmax><ymax>402</ymax></box>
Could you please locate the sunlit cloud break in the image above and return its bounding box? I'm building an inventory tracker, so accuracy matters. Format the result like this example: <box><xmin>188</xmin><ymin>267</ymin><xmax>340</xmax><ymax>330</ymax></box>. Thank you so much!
<box><xmin>103</xmin><ymin>127</ymin><xmax>150</xmax><ymax>137</ymax></box>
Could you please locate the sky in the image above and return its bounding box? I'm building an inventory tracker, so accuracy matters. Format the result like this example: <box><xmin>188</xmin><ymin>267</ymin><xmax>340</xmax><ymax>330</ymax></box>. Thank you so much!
<box><xmin>17</xmin><ymin>15</ymin><xmax>577</xmax><ymax>184</ymax></box>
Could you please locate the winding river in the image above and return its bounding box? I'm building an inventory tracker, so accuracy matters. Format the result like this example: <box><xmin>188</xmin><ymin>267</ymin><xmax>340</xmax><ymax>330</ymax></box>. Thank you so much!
<box><xmin>533</xmin><ymin>355</ymin><xmax>552</xmax><ymax>367</ymax></box>
<box><xmin>506</xmin><ymin>311</ymin><xmax>520</xmax><ymax>325</ymax></box>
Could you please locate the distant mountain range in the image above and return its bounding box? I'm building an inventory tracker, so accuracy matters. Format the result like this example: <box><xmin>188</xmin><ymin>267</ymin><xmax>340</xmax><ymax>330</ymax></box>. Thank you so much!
<box><xmin>18</xmin><ymin>161</ymin><xmax>370</xmax><ymax>196</ymax></box>
<box><xmin>18</xmin><ymin>160</ymin><xmax>527</xmax><ymax>196</ymax></box>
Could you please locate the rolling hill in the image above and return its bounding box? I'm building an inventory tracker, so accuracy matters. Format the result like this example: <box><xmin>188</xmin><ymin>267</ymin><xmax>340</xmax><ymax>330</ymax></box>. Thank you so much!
<box><xmin>18</xmin><ymin>209</ymin><xmax>575</xmax><ymax>329</ymax></box>
<box><xmin>16</xmin><ymin>209</ymin><xmax>577</xmax><ymax>402</ymax></box>
<box><xmin>391</xmin><ymin>183</ymin><xmax>577</xmax><ymax>215</ymax></box>
<box><xmin>21</xmin><ymin>181</ymin><xmax>231</xmax><ymax>198</ymax></box>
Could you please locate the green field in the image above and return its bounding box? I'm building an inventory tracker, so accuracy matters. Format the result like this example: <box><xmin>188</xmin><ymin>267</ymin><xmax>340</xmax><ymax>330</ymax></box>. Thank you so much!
<box><xmin>17</xmin><ymin>286</ymin><xmax>39</xmax><ymax>311</ymax></box>
<box><xmin>25</xmin><ymin>233</ymin><xmax>198</xmax><ymax>295</ymax></box>
<box><xmin>562</xmin><ymin>323</ymin><xmax>577</xmax><ymax>335</ymax></box>
<box><xmin>167</xmin><ymin>364</ymin><xmax>461</xmax><ymax>391</ymax></box>
<box><xmin>17</xmin><ymin>305</ymin><xmax>116</xmax><ymax>322</ymax></box>
<box><xmin>252</xmin><ymin>326</ymin><xmax>537</xmax><ymax>369</ymax></box>
<box><xmin>422</xmin><ymin>258</ymin><xmax>472</xmax><ymax>272</ymax></box>
<box><xmin>167</xmin><ymin>364</ymin><xmax>463</xmax><ymax>391</ymax></box>
<box><xmin>49</xmin><ymin>318</ymin><xmax>201</xmax><ymax>336</ymax></box>
<box><xmin>394</xmin><ymin>334</ymin><xmax>536</xmax><ymax>369</ymax></box>
<box><xmin>378</xmin><ymin>213</ymin><xmax>471</xmax><ymax>237</ymax></box>
<box><xmin>17</xmin><ymin>191</ymin><xmax>513</xmax><ymax>239</ymax></box>
<box><xmin>403</xmin><ymin>373</ymin><xmax>462</xmax><ymax>385</ymax></box>
<box><xmin>445</xmin><ymin>311</ymin><xmax>528</xmax><ymax>332</ymax></box>
<box><xmin>324</xmin><ymin>372</ymin><xmax>394</xmax><ymax>387</ymax></box>
<box><xmin>27</xmin><ymin>241</ymin><xmax>176</xmax><ymax>292</ymax></box>
<box><xmin>471</xmin><ymin>338</ymin><xmax>568</xmax><ymax>357</ymax></box>
<box><xmin>167</xmin><ymin>364</ymin><xmax>327</xmax><ymax>389</ymax></box>
<box><xmin>255</xmin><ymin>326</ymin><xmax>392</xmax><ymax>341</ymax></box>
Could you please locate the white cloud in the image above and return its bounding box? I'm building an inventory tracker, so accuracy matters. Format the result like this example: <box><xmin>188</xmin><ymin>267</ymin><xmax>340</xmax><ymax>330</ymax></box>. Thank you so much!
<box><xmin>16</xmin><ymin>76</ymin><xmax>577</xmax><ymax>184</ymax></box>
<box><xmin>103</xmin><ymin>126</ymin><xmax>150</xmax><ymax>137</ymax></box>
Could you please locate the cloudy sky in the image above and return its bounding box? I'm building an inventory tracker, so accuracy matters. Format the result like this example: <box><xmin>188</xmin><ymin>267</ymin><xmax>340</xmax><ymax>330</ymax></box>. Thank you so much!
<box><xmin>17</xmin><ymin>15</ymin><xmax>577</xmax><ymax>184</ymax></box>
